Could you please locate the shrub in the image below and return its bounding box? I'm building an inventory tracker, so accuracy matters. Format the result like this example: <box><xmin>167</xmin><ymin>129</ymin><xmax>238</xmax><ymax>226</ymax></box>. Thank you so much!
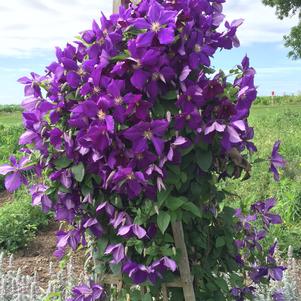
<box><xmin>0</xmin><ymin>190</ymin><xmax>49</xmax><ymax>253</ymax></box>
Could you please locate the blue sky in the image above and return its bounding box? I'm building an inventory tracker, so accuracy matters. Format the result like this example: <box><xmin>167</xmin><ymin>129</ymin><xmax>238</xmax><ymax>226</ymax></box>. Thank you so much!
<box><xmin>0</xmin><ymin>0</ymin><xmax>300</xmax><ymax>104</ymax></box>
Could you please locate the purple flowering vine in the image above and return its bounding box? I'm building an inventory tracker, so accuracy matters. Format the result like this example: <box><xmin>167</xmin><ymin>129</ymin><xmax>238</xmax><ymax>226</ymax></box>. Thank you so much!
<box><xmin>0</xmin><ymin>0</ymin><xmax>286</xmax><ymax>299</ymax></box>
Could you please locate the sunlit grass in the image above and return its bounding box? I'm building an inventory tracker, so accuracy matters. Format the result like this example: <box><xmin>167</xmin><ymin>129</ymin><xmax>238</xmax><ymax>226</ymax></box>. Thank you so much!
<box><xmin>0</xmin><ymin>111</ymin><xmax>22</xmax><ymax>126</ymax></box>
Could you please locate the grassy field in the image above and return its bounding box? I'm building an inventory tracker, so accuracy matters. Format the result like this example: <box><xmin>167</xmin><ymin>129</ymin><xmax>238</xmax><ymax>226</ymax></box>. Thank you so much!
<box><xmin>0</xmin><ymin>111</ymin><xmax>22</xmax><ymax>126</ymax></box>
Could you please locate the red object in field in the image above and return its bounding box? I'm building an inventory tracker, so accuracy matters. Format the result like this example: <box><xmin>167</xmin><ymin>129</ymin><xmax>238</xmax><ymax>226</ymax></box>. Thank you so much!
<box><xmin>272</xmin><ymin>91</ymin><xmax>275</xmax><ymax>96</ymax></box>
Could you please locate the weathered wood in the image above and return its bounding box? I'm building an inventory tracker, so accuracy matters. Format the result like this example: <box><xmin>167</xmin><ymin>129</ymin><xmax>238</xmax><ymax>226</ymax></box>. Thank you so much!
<box><xmin>113</xmin><ymin>0</ymin><xmax>129</xmax><ymax>13</ymax></box>
<box><xmin>172</xmin><ymin>221</ymin><xmax>196</xmax><ymax>301</ymax></box>
<box><xmin>113</xmin><ymin>0</ymin><xmax>121</xmax><ymax>13</ymax></box>
<box><xmin>162</xmin><ymin>284</ymin><xmax>169</xmax><ymax>301</ymax></box>
<box><xmin>101</xmin><ymin>274</ymin><xmax>185</xmax><ymax>288</ymax></box>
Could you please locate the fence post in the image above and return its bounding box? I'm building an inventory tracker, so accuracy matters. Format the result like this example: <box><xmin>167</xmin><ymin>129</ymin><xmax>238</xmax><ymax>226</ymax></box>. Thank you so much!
<box><xmin>171</xmin><ymin>221</ymin><xmax>196</xmax><ymax>301</ymax></box>
<box><xmin>113</xmin><ymin>0</ymin><xmax>129</xmax><ymax>13</ymax></box>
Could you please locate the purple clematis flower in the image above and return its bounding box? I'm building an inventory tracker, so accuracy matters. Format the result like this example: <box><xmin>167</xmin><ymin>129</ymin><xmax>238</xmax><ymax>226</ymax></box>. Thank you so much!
<box><xmin>18</xmin><ymin>72</ymin><xmax>46</xmax><ymax>98</ymax></box>
<box><xmin>68</xmin><ymin>281</ymin><xmax>105</xmax><ymax>301</ymax></box>
<box><xmin>83</xmin><ymin>218</ymin><xmax>104</xmax><ymax>238</ymax></box>
<box><xmin>30</xmin><ymin>184</ymin><xmax>52</xmax><ymax>212</ymax></box>
<box><xmin>109</xmin><ymin>211</ymin><xmax>132</xmax><ymax>229</ymax></box>
<box><xmin>122</xmin><ymin>261</ymin><xmax>150</xmax><ymax>284</ymax></box>
<box><xmin>269</xmin><ymin>140</ymin><xmax>286</xmax><ymax>181</ymax></box>
<box><xmin>272</xmin><ymin>290</ymin><xmax>285</xmax><ymax>301</ymax></box>
<box><xmin>117</xmin><ymin>224</ymin><xmax>147</xmax><ymax>239</ymax></box>
<box><xmin>104</xmin><ymin>243</ymin><xmax>125</xmax><ymax>264</ymax></box>
<box><xmin>0</xmin><ymin>156</ymin><xmax>32</xmax><ymax>192</ymax></box>
<box><xmin>122</xmin><ymin>256</ymin><xmax>177</xmax><ymax>284</ymax></box>
<box><xmin>251</xmin><ymin>198</ymin><xmax>282</xmax><ymax>228</ymax></box>
<box><xmin>96</xmin><ymin>202</ymin><xmax>115</xmax><ymax>219</ymax></box>
<box><xmin>133</xmin><ymin>0</ymin><xmax>177</xmax><ymax>47</ymax></box>
<box><xmin>55</xmin><ymin>228</ymin><xmax>85</xmax><ymax>257</ymax></box>
<box><xmin>112</xmin><ymin>167</ymin><xmax>146</xmax><ymax>199</ymax></box>
<box><xmin>123</xmin><ymin>120</ymin><xmax>168</xmax><ymax>155</ymax></box>
<box><xmin>249</xmin><ymin>265</ymin><xmax>286</xmax><ymax>283</ymax></box>
<box><xmin>174</xmin><ymin>110</ymin><xmax>202</xmax><ymax>131</ymax></box>
<box><xmin>176</xmin><ymin>84</ymin><xmax>205</xmax><ymax>112</ymax></box>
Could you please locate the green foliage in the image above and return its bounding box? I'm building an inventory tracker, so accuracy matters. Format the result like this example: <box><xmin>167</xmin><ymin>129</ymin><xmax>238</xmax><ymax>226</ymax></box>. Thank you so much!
<box><xmin>0</xmin><ymin>189</ymin><xmax>49</xmax><ymax>253</ymax></box>
<box><xmin>284</xmin><ymin>21</ymin><xmax>301</xmax><ymax>60</ymax></box>
<box><xmin>262</xmin><ymin>0</ymin><xmax>301</xmax><ymax>59</ymax></box>
<box><xmin>254</xmin><ymin>96</ymin><xmax>301</xmax><ymax>106</ymax></box>
<box><xmin>0</xmin><ymin>104</ymin><xmax>22</xmax><ymax>113</ymax></box>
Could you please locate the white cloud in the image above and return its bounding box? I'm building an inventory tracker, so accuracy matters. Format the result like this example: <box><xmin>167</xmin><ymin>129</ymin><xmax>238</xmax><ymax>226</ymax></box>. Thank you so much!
<box><xmin>223</xmin><ymin>0</ymin><xmax>298</xmax><ymax>45</ymax></box>
<box><xmin>0</xmin><ymin>0</ymin><xmax>299</xmax><ymax>56</ymax></box>
<box><xmin>0</xmin><ymin>0</ymin><xmax>112</xmax><ymax>56</ymax></box>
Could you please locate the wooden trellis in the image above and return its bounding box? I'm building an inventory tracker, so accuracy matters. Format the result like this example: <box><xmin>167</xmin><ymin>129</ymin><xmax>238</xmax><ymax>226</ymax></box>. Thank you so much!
<box><xmin>99</xmin><ymin>1</ymin><xmax>197</xmax><ymax>300</ymax></box>
<box><xmin>99</xmin><ymin>221</ymin><xmax>196</xmax><ymax>301</ymax></box>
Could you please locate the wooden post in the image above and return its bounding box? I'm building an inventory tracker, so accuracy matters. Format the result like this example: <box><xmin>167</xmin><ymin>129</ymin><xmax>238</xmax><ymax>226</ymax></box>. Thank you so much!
<box><xmin>172</xmin><ymin>221</ymin><xmax>196</xmax><ymax>301</ymax></box>
<box><xmin>113</xmin><ymin>0</ymin><xmax>129</xmax><ymax>13</ymax></box>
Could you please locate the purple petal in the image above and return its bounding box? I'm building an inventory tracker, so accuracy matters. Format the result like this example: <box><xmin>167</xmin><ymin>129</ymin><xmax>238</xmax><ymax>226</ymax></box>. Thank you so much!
<box><xmin>131</xmin><ymin>69</ymin><xmax>149</xmax><ymax>91</ymax></box>
<box><xmin>0</xmin><ymin>164</ymin><xmax>15</xmax><ymax>175</ymax></box>
<box><xmin>158</xmin><ymin>27</ymin><xmax>174</xmax><ymax>45</ymax></box>
<box><xmin>136</xmin><ymin>31</ymin><xmax>155</xmax><ymax>48</ymax></box>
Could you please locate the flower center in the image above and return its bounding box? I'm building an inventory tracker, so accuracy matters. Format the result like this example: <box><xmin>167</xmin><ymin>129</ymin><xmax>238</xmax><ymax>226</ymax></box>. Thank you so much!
<box><xmin>133</xmin><ymin>59</ymin><xmax>141</xmax><ymax>69</ymax></box>
<box><xmin>137</xmin><ymin>153</ymin><xmax>144</xmax><ymax>160</ymax></box>
<box><xmin>127</xmin><ymin>172</ymin><xmax>135</xmax><ymax>180</ymax></box>
<box><xmin>98</xmin><ymin>110</ymin><xmax>106</xmax><ymax>120</ymax></box>
<box><xmin>98</xmin><ymin>37</ymin><xmax>105</xmax><ymax>45</ymax></box>
<box><xmin>115</xmin><ymin>96</ymin><xmax>123</xmax><ymax>105</ymax></box>
<box><xmin>152</xmin><ymin>72</ymin><xmax>160</xmax><ymax>81</ymax></box>
<box><xmin>151</xmin><ymin>22</ymin><xmax>161</xmax><ymax>33</ymax></box>
<box><xmin>187</xmin><ymin>96</ymin><xmax>192</xmax><ymax>101</ymax></box>
<box><xmin>143</xmin><ymin>130</ymin><xmax>153</xmax><ymax>140</ymax></box>
<box><xmin>77</xmin><ymin>67</ymin><xmax>85</xmax><ymax>76</ymax></box>
<box><xmin>194</xmin><ymin>44</ymin><xmax>202</xmax><ymax>53</ymax></box>
<box><xmin>93</xmin><ymin>86</ymin><xmax>101</xmax><ymax>94</ymax></box>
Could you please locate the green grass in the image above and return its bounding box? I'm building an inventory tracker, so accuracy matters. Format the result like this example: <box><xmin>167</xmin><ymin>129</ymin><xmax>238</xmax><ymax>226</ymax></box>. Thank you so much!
<box><xmin>222</xmin><ymin>104</ymin><xmax>301</xmax><ymax>256</ymax></box>
<box><xmin>0</xmin><ymin>111</ymin><xmax>22</xmax><ymax>126</ymax></box>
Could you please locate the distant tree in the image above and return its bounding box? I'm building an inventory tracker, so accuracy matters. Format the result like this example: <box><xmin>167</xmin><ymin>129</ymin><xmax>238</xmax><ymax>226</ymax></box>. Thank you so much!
<box><xmin>263</xmin><ymin>0</ymin><xmax>301</xmax><ymax>59</ymax></box>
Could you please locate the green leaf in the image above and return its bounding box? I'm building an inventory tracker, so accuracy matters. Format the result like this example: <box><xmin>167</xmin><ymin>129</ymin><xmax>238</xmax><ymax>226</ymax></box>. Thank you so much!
<box><xmin>54</xmin><ymin>157</ymin><xmax>72</xmax><ymax>169</ymax></box>
<box><xmin>157</xmin><ymin>211</ymin><xmax>171</xmax><ymax>234</ymax></box>
<box><xmin>142</xmin><ymin>293</ymin><xmax>152</xmax><ymax>301</ymax></box>
<box><xmin>110</xmin><ymin>263</ymin><xmax>122</xmax><ymax>275</ymax></box>
<box><xmin>71</xmin><ymin>162</ymin><xmax>85</xmax><ymax>182</ymax></box>
<box><xmin>165</xmin><ymin>196</ymin><xmax>186</xmax><ymax>211</ymax></box>
<box><xmin>161</xmin><ymin>90</ymin><xmax>177</xmax><ymax>100</ymax></box>
<box><xmin>182</xmin><ymin>202</ymin><xmax>202</xmax><ymax>218</ymax></box>
<box><xmin>196</xmin><ymin>150</ymin><xmax>212</xmax><ymax>172</ymax></box>
<box><xmin>214</xmin><ymin>278</ymin><xmax>228</xmax><ymax>291</ymax></box>
<box><xmin>216</xmin><ymin>237</ymin><xmax>226</xmax><ymax>248</ymax></box>
<box><xmin>96</xmin><ymin>237</ymin><xmax>108</xmax><ymax>255</ymax></box>
<box><xmin>157</xmin><ymin>187</ymin><xmax>172</xmax><ymax>207</ymax></box>
<box><xmin>110</xmin><ymin>50</ymin><xmax>130</xmax><ymax>61</ymax></box>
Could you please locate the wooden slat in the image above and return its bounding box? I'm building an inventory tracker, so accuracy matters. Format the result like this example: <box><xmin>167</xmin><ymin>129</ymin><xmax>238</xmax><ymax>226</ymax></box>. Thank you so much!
<box><xmin>113</xmin><ymin>0</ymin><xmax>129</xmax><ymax>13</ymax></box>
<box><xmin>172</xmin><ymin>221</ymin><xmax>196</xmax><ymax>301</ymax></box>
<box><xmin>113</xmin><ymin>0</ymin><xmax>121</xmax><ymax>13</ymax></box>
